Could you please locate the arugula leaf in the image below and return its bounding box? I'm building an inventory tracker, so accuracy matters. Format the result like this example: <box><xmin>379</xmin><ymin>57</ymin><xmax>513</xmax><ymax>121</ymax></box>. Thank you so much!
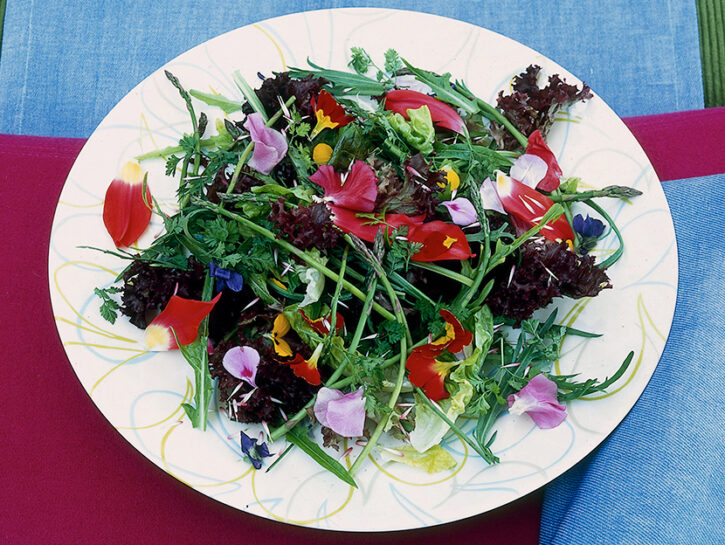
<box><xmin>289</xmin><ymin>59</ymin><xmax>387</xmax><ymax>96</ymax></box>
<box><xmin>400</xmin><ymin>59</ymin><xmax>477</xmax><ymax>113</ymax></box>
<box><xmin>286</xmin><ymin>427</ymin><xmax>358</xmax><ymax>487</ymax></box>
<box><xmin>189</xmin><ymin>89</ymin><xmax>243</xmax><ymax>113</ymax></box>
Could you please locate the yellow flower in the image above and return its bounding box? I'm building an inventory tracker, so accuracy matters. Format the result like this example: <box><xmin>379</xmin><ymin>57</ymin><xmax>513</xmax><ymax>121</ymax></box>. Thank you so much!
<box><xmin>313</xmin><ymin>143</ymin><xmax>333</xmax><ymax>164</ymax></box>
<box><xmin>270</xmin><ymin>314</ymin><xmax>292</xmax><ymax>357</ymax></box>
<box><xmin>438</xmin><ymin>165</ymin><xmax>460</xmax><ymax>191</ymax></box>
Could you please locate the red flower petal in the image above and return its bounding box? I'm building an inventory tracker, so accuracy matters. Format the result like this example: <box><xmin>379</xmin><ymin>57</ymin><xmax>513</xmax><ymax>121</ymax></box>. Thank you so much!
<box><xmin>496</xmin><ymin>173</ymin><xmax>574</xmax><ymax>242</ymax></box>
<box><xmin>144</xmin><ymin>293</ymin><xmax>221</xmax><ymax>351</ymax></box>
<box><xmin>406</xmin><ymin>221</ymin><xmax>473</xmax><ymax>262</ymax></box>
<box><xmin>287</xmin><ymin>354</ymin><xmax>322</xmax><ymax>386</ymax></box>
<box><xmin>310</xmin><ymin>89</ymin><xmax>354</xmax><ymax>132</ymax></box>
<box><xmin>328</xmin><ymin>207</ymin><xmax>419</xmax><ymax>242</ymax></box>
<box><xmin>384</xmin><ymin>89</ymin><xmax>465</xmax><ymax>133</ymax></box>
<box><xmin>298</xmin><ymin>309</ymin><xmax>344</xmax><ymax>336</ymax></box>
<box><xmin>102</xmin><ymin>162</ymin><xmax>152</xmax><ymax>248</ymax></box>
<box><xmin>406</xmin><ymin>345</ymin><xmax>451</xmax><ymax>401</ymax></box>
<box><xmin>525</xmin><ymin>130</ymin><xmax>563</xmax><ymax>191</ymax></box>
<box><xmin>309</xmin><ymin>161</ymin><xmax>378</xmax><ymax>212</ymax></box>
<box><xmin>438</xmin><ymin>309</ymin><xmax>473</xmax><ymax>353</ymax></box>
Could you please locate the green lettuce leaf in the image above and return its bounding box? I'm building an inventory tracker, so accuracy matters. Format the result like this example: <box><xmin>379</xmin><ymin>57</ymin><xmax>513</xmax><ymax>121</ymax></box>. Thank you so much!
<box><xmin>388</xmin><ymin>105</ymin><xmax>434</xmax><ymax>155</ymax></box>
<box><xmin>380</xmin><ymin>445</ymin><xmax>457</xmax><ymax>474</ymax></box>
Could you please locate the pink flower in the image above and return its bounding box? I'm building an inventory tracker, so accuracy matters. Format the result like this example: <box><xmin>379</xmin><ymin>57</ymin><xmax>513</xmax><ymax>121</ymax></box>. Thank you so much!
<box><xmin>243</xmin><ymin>112</ymin><xmax>288</xmax><ymax>175</ymax></box>
<box><xmin>479</xmin><ymin>177</ymin><xmax>505</xmax><ymax>214</ymax></box>
<box><xmin>442</xmin><ymin>197</ymin><xmax>478</xmax><ymax>226</ymax></box>
<box><xmin>222</xmin><ymin>346</ymin><xmax>260</xmax><ymax>387</ymax></box>
<box><xmin>507</xmin><ymin>374</ymin><xmax>567</xmax><ymax>429</ymax></box>
<box><xmin>313</xmin><ymin>387</ymin><xmax>366</xmax><ymax>437</ymax></box>
<box><xmin>510</xmin><ymin>153</ymin><xmax>548</xmax><ymax>189</ymax></box>
<box><xmin>521</xmin><ymin>130</ymin><xmax>563</xmax><ymax>191</ymax></box>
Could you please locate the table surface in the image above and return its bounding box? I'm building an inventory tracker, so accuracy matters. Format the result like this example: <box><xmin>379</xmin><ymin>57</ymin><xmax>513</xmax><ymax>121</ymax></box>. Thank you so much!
<box><xmin>0</xmin><ymin>2</ymin><xmax>704</xmax><ymax>137</ymax></box>
<box><xmin>2</xmin><ymin>108</ymin><xmax>723</xmax><ymax>544</ymax></box>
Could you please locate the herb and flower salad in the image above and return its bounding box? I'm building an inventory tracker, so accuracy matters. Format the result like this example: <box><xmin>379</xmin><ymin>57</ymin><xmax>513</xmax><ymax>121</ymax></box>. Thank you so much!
<box><xmin>93</xmin><ymin>48</ymin><xmax>640</xmax><ymax>484</ymax></box>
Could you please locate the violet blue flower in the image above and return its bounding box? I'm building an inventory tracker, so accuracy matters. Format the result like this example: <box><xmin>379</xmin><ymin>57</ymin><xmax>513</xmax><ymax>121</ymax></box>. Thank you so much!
<box><xmin>240</xmin><ymin>430</ymin><xmax>271</xmax><ymax>469</ymax></box>
<box><xmin>573</xmin><ymin>214</ymin><xmax>606</xmax><ymax>238</ymax></box>
<box><xmin>209</xmin><ymin>262</ymin><xmax>244</xmax><ymax>292</ymax></box>
<box><xmin>222</xmin><ymin>346</ymin><xmax>260</xmax><ymax>387</ymax></box>
<box><xmin>510</xmin><ymin>154</ymin><xmax>548</xmax><ymax>189</ymax></box>
<box><xmin>243</xmin><ymin>112</ymin><xmax>288</xmax><ymax>175</ymax></box>
<box><xmin>314</xmin><ymin>387</ymin><xmax>366</xmax><ymax>437</ymax></box>
<box><xmin>507</xmin><ymin>374</ymin><xmax>567</xmax><ymax>429</ymax></box>
<box><xmin>442</xmin><ymin>197</ymin><xmax>478</xmax><ymax>226</ymax></box>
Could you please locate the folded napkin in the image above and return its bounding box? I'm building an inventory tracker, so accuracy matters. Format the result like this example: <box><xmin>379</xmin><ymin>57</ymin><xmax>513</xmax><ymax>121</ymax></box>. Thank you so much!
<box><xmin>540</xmin><ymin>174</ymin><xmax>725</xmax><ymax>544</ymax></box>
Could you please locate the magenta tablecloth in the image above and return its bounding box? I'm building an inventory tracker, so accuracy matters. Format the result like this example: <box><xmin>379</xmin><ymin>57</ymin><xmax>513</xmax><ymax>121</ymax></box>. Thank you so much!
<box><xmin>1</xmin><ymin>108</ymin><xmax>723</xmax><ymax>544</ymax></box>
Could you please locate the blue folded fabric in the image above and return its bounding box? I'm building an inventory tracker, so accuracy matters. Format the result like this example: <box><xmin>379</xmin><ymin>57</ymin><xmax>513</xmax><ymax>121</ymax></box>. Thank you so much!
<box><xmin>0</xmin><ymin>1</ymin><xmax>703</xmax><ymax>137</ymax></box>
<box><xmin>541</xmin><ymin>174</ymin><xmax>725</xmax><ymax>545</ymax></box>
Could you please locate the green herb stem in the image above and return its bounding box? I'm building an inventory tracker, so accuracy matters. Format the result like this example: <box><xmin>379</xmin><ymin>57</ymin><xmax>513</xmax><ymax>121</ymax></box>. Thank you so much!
<box><xmin>485</xmin><ymin>204</ymin><xmax>566</xmax><ymax>275</ymax></box>
<box><xmin>348</xmin><ymin>276</ymin><xmax>379</xmax><ymax>355</ymax></box>
<box><xmin>548</xmin><ymin>186</ymin><xmax>643</xmax><ymax>203</ymax></box>
<box><xmin>584</xmin><ymin>199</ymin><xmax>625</xmax><ymax>268</ymax></box>
<box><xmin>342</xmin><ymin>235</ymin><xmax>412</xmax><ymax>476</ymax></box>
<box><xmin>470</xmin><ymin>97</ymin><xmax>528</xmax><ymax>149</ymax></box>
<box><xmin>269</xmin><ymin>277</ymin><xmax>377</xmax><ymax>443</ymax></box>
<box><xmin>409</xmin><ymin>262</ymin><xmax>473</xmax><ymax>286</ymax></box>
<box><xmin>348</xmin><ymin>321</ymin><xmax>407</xmax><ymax>477</ymax></box>
<box><xmin>326</xmin><ymin>247</ymin><xmax>348</xmax><ymax>343</ymax></box>
<box><xmin>225</xmin><ymin>95</ymin><xmax>297</xmax><ymax>195</ymax></box>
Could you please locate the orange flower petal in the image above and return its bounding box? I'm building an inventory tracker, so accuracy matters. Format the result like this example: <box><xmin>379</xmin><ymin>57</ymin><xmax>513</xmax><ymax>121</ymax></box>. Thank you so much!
<box><xmin>286</xmin><ymin>345</ymin><xmax>323</xmax><ymax>386</ymax></box>
<box><xmin>298</xmin><ymin>309</ymin><xmax>344</xmax><ymax>336</ymax></box>
<box><xmin>144</xmin><ymin>293</ymin><xmax>221</xmax><ymax>351</ymax></box>
<box><xmin>310</xmin><ymin>90</ymin><xmax>354</xmax><ymax>137</ymax></box>
<box><xmin>439</xmin><ymin>309</ymin><xmax>473</xmax><ymax>353</ymax></box>
<box><xmin>102</xmin><ymin>162</ymin><xmax>152</xmax><ymax>248</ymax></box>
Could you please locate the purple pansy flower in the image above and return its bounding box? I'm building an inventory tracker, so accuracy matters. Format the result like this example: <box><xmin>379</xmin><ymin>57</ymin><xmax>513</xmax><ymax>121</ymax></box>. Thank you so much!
<box><xmin>222</xmin><ymin>346</ymin><xmax>260</xmax><ymax>387</ymax></box>
<box><xmin>240</xmin><ymin>430</ymin><xmax>271</xmax><ymax>469</ymax></box>
<box><xmin>572</xmin><ymin>214</ymin><xmax>606</xmax><ymax>238</ymax></box>
<box><xmin>243</xmin><ymin>112</ymin><xmax>288</xmax><ymax>175</ymax></box>
<box><xmin>442</xmin><ymin>197</ymin><xmax>478</xmax><ymax>226</ymax></box>
<box><xmin>507</xmin><ymin>374</ymin><xmax>567</xmax><ymax>429</ymax></box>
<box><xmin>510</xmin><ymin>154</ymin><xmax>548</xmax><ymax>189</ymax></box>
<box><xmin>209</xmin><ymin>262</ymin><xmax>244</xmax><ymax>292</ymax></box>
<box><xmin>313</xmin><ymin>387</ymin><xmax>366</xmax><ymax>438</ymax></box>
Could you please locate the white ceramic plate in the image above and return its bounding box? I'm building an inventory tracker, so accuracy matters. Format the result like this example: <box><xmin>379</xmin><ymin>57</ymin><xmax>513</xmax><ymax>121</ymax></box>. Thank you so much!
<box><xmin>49</xmin><ymin>8</ymin><xmax>677</xmax><ymax>531</ymax></box>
